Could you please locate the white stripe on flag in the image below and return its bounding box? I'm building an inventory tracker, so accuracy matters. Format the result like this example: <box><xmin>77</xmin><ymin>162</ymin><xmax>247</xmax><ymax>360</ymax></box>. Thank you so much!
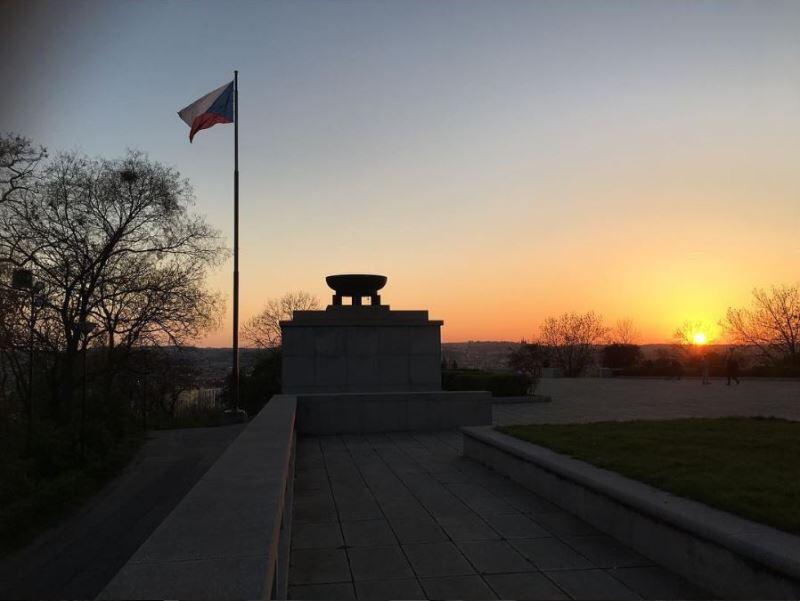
<box><xmin>178</xmin><ymin>82</ymin><xmax>231</xmax><ymax>127</ymax></box>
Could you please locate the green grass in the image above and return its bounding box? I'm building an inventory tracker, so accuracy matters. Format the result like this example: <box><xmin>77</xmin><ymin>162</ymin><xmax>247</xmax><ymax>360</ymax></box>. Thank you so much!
<box><xmin>499</xmin><ymin>417</ymin><xmax>800</xmax><ymax>535</ymax></box>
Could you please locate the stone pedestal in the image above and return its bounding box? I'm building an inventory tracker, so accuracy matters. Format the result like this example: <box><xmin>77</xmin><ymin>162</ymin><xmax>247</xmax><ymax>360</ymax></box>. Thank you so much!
<box><xmin>281</xmin><ymin>305</ymin><xmax>443</xmax><ymax>394</ymax></box>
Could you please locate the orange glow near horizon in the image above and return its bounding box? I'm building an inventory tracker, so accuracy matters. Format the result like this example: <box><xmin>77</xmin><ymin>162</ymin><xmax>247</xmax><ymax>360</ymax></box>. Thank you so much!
<box><xmin>197</xmin><ymin>250</ymin><xmax>795</xmax><ymax>348</ymax></box>
<box><xmin>196</xmin><ymin>193</ymin><xmax>798</xmax><ymax>348</ymax></box>
<box><xmin>10</xmin><ymin>3</ymin><xmax>796</xmax><ymax>349</ymax></box>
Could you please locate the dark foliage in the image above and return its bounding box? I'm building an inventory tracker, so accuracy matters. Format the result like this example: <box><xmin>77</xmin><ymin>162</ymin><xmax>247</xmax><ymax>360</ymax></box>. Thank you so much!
<box><xmin>223</xmin><ymin>348</ymin><xmax>282</xmax><ymax>416</ymax></box>
<box><xmin>601</xmin><ymin>344</ymin><xmax>643</xmax><ymax>369</ymax></box>
<box><xmin>506</xmin><ymin>342</ymin><xmax>545</xmax><ymax>393</ymax></box>
<box><xmin>442</xmin><ymin>368</ymin><xmax>530</xmax><ymax>397</ymax></box>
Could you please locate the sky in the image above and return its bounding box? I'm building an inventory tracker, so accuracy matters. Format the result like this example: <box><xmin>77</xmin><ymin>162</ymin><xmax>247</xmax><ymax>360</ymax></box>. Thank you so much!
<box><xmin>2</xmin><ymin>0</ymin><xmax>799</xmax><ymax>345</ymax></box>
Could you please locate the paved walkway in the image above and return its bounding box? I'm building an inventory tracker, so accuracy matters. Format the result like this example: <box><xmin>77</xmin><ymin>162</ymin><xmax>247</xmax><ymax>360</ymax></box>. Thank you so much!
<box><xmin>494</xmin><ymin>377</ymin><xmax>800</xmax><ymax>425</ymax></box>
<box><xmin>0</xmin><ymin>424</ymin><xmax>244</xmax><ymax>600</ymax></box>
<box><xmin>289</xmin><ymin>432</ymin><xmax>708</xmax><ymax>600</ymax></box>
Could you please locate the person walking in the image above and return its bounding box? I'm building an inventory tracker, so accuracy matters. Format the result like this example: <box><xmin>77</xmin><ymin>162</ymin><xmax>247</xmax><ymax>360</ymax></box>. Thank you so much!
<box><xmin>726</xmin><ymin>351</ymin><xmax>740</xmax><ymax>385</ymax></box>
<box><xmin>701</xmin><ymin>354</ymin><xmax>711</xmax><ymax>385</ymax></box>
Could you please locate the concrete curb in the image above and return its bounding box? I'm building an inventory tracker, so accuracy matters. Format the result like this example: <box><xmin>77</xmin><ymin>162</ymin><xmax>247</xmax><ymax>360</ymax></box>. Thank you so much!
<box><xmin>99</xmin><ymin>397</ymin><xmax>297</xmax><ymax>600</ymax></box>
<box><xmin>462</xmin><ymin>425</ymin><xmax>800</xmax><ymax>599</ymax></box>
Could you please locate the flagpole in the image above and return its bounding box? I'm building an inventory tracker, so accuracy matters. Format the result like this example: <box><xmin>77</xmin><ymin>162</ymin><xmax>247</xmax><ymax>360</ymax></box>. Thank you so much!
<box><xmin>232</xmin><ymin>70</ymin><xmax>240</xmax><ymax>413</ymax></box>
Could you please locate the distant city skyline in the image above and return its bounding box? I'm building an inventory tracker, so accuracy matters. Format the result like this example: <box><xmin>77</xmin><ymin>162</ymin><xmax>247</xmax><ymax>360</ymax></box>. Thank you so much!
<box><xmin>3</xmin><ymin>0</ymin><xmax>799</xmax><ymax>345</ymax></box>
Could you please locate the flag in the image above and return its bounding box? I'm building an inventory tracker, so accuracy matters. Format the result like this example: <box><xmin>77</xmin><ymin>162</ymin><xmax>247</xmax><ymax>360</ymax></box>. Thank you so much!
<box><xmin>178</xmin><ymin>81</ymin><xmax>234</xmax><ymax>142</ymax></box>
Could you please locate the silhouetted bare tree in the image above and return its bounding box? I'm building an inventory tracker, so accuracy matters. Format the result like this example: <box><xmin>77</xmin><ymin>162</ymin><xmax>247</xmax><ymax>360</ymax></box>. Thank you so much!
<box><xmin>608</xmin><ymin>318</ymin><xmax>639</xmax><ymax>345</ymax></box>
<box><xmin>243</xmin><ymin>291</ymin><xmax>319</xmax><ymax>348</ymax></box>
<box><xmin>673</xmin><ymin>320</ymin><xmax>713</xmax><ymax>346</ymax></box>
<box><xmin>0</xmin><ymin>263</ymin><xmax>24</xmax><ymax>406</ymax></box>
<box><xmin>539</xmin><ymin>311</ymin><xmax>607</xmax><ymax>377</ymax></box>
<box><xmin>722</xmin><ymin>285</ymin><xmax>800</xmax><ymax>366</ymax></box>
<box><xmin>0</xmin><ymin>134</ymin><xmax>47</xmax><ymax>204</ymax></box>
<box><xmin>0</xmin><ymin>145</ymin><xmax>224</xmax><ymax>418</ymax></box>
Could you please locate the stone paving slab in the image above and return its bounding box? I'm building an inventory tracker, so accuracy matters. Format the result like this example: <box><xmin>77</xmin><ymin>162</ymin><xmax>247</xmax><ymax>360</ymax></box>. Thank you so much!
<box><xmin>349</xmin><ymin>546</ymin><xmax>415</xmax><ymax>581</ymax></box>
<box><xmin>403</xmin><ymin>542</ymin><xmax>475</xmax><ymax>578</ymax></box>
<box><xmin>563</xmin><ymin>535</ymin><xmax>652</xmax><ymax>569</ymax></box>
<box><xmin>342</xmin><ymin>519</ymin><xmax>396</xmax><ymax>547</ymax></box>
<box><xmin>290</xmin><ymin>582</ymin><xmax>356</xmax><ymax>600</ymax></box>
<box><xmin>456</xmin><ymin>540</ymin><xmax>531</xmax><ymax>574</ymax></box>
<box><xmin>420</xmin><ymin>574</ymin><xmax>497</xmax><ymax>600</ymax></box>
<box><xmin>289</xmin><ymin>431</ymin><xmax>709</xmax><ymax>600</ymax></box>
<box><xmin>292</xmin><ymin>522</ymin><xmax>344</xmax><ymax>550</ymax></box>
<box><xmin>482</xmin><ymin>511</ymin><xmax>550</xmax><ymax>539</ymax></box>
<box><xmin>511</xmin><ymin>538</ymin><xmax>594</xmax><ymax>571</ymax></box>
<box><xmin>547</xmin><ymin>568</ymin><xmax>642</xmax><ymax>600</ymax></box>
<box><xmin>354</xmin><ymin>578</ymin><xmax>424</xmax><ymax>600</ymax></box>
<box><xmin>610</xmin><ymin>565</ymin><xmax>710</xmax><ymax>600</ymax></box>
<box><xmin>289</xmin><ymin>548</ymin><xmax>350</xmax><ymax>585</ymax></box>
<box><xmin>485</xmin><ymin>572</ymin><xmax>569</xmax><ymax>600</ymax></box>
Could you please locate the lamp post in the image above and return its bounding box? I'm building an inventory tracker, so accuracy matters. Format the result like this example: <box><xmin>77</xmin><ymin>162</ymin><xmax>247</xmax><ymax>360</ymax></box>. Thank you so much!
<box><xmin>77</xmin><ymin>320</ymin><xmax>96</xmax><ymax>463</ymax></box>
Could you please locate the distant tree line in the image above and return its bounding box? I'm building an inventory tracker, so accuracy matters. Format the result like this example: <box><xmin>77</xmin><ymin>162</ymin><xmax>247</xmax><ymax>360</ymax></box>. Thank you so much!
<box><xmin>243</xmin><ymin>285</ymin><xmax>800</xmax><ymax>400</ymax></box>
<box><xmin>506</xmin><ymin>286</ymin><xmax>800</xmax><ymax>382</ymax></box>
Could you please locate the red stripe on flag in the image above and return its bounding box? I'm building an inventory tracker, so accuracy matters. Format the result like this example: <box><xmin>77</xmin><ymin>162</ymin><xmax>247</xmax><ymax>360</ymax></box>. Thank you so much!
<box><xmin>189</xmin><ymin>112</ymin><xmax>233</xmax><ymax>142</ymax></box>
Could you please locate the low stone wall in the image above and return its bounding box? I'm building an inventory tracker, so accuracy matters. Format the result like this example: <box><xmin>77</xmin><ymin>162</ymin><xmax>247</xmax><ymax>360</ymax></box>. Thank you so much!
<box><xmin>99</xmin><ymin>396</ymin><xmax>297</xmax><ymax>601</ymax></box>
<box><xmin>296</xmin><ymin>390</ymin><xmax>492</xmax><ymax>434</ymax></box>
<box><xmin>462</xmin><ymin>426</ymin><xmax>800</xmax><ymax>599</ymax></box>
<box><xmin>282</xmin><ymin>307</ymin><xmax>443</xmax><ymax>394</ymax></box>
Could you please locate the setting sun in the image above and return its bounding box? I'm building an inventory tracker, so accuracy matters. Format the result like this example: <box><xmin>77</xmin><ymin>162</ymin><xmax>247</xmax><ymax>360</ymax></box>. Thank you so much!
<box><xmin>693</xmin><ymin>332</ymin><xmax>708</xmax><ymax>345</ymax></box>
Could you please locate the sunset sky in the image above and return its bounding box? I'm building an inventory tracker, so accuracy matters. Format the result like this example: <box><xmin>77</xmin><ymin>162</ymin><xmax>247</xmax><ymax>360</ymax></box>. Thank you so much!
<box><xmin>3</xmin><ymin>0</ymin><xmax>799</xmax><ymax>345</ymax></box>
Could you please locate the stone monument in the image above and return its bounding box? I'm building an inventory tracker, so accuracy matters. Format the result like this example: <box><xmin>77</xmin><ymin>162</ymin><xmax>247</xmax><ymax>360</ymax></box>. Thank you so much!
<box><xmin>280</xmin><ymin>274</ymin><xmax>491</xmax><ymax>433</ymax></box>
<box><xmin>282</xmin><ymin>274</ymin><xmax>442</xmax><ymax>393</ymax></box>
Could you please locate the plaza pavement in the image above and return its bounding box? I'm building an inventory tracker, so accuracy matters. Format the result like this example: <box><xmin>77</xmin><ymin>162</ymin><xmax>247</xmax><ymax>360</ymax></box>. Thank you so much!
<box><xmin>4</xmin><ymin>378</ymin><xmax>794</xmax><ymax>599</ymax></box>
<box><xmin>495</xmin><ymin>377</ymin><xmax>800</xmax><ymax>425</ymax></box>
<box><xmin>291</xmin><ymin>378</ymin><xmax>800</xmax><ymax>599</ymax></box>
<box><xmin>289</xmin><ymin>431</ymin><xmax>708</xmax><ymax>600</ymax></box>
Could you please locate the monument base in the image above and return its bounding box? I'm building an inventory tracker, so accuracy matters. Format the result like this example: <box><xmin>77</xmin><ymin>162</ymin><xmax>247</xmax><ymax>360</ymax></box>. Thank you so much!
<box><xmin>281</xmin><ymin>305</ymin><xmax>444</xmax><ymax>394</ymax></box>
<box><xmin>296</xmin><ymin>390</ymin><xmax>492</xmax><ymax>435</ymax></box>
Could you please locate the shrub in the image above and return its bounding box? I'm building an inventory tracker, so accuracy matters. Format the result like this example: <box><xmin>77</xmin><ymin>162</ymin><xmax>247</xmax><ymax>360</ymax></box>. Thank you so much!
<box><xmin>442</xmin><ymin>369</ymin><xmax>531</xmax><ymax>397</ymax></box>
<box><xmin>506</xmin><ymin>342</ymin><xmax>544</xmax><ymax>394</ymax></box>
<box><xmin>602</xmin><ymin>344</ymin><xmax>643</xmax><ymax>369</ymax></box>
<box><xmin>223</xmin><ymin>348</ymin><xmax>282</xmax><ymax>416</ymax></box>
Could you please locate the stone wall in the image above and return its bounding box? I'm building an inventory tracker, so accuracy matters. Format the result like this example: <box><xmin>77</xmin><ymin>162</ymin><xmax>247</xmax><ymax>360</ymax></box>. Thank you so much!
<box><xmin>296</xmin><ymin>391</ymin><xmax>492</xmax><ymax>434</ymax></box>
<box><xmin>462</xmin><ymin>426</ymin><xmax>800</xmax><ymax>599</ymax></box>
<box><xmin>99</xmin><ymin>397</ymin><xmax>297</xmax><ymax>600</ymax></box>
<box><xmin>282</xmin><ymin>307</ymin><xmax>442</xmax><ymax>394</ymax></box>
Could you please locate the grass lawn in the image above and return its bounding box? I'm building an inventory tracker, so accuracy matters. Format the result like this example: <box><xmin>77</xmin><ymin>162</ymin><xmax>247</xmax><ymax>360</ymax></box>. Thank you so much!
<box><xmin>499</xmin><ymin>417</ymin><xmax>800</xmax><ymax>535</ymax></box>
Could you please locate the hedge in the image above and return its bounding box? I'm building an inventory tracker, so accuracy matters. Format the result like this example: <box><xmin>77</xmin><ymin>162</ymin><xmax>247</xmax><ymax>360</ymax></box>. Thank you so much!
<box><xmin>442</xmin><ymin>369</ymin><xmax>531</xmax><ymax>397</ymax></box>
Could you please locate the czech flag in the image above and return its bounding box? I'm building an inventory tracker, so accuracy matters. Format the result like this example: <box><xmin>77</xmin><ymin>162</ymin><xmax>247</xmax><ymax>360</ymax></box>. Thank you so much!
<box><xmin>178</xmin><ymin>81</ymin><xmax>234</xmax><ymax>142</ymax></box>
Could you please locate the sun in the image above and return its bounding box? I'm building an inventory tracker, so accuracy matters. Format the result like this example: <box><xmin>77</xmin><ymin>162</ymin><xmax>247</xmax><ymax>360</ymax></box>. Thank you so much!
<box><xmin>692</xmin><ymin>332</ymin><xmax>708</xmax><ymax>345</ymax></box>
